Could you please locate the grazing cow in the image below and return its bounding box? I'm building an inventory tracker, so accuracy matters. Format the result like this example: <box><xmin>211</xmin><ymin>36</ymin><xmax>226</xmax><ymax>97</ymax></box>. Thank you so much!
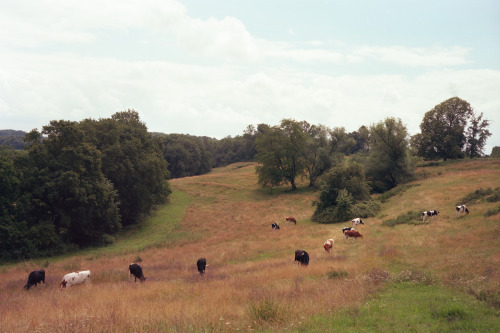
<box><xmin>129</xmin><ymin>263</ymin><xmax>146</xmax><ymax>282</ymax></box>
<box><xmin>286</xmin><ymin>217</ymin><xmax>297</xmax><ymax>224</ymax></box>
<box><xmin>342</xmin><ymin>227</ymin><xmax>355</xmax><ymax>235</ymax></box>
<box><xmin>59</xmin><ymin>270</ymin><xmax>91</xmax><ymax>289</ymax></box>
<box><xmin>344</xmin><ymin>230</ymin><xmax>363</xmax><ymax>240</ymax></box>
<box><xmin>197</xmin><ymin>258</ymin><xmax>207</xmax><ymax>275</ymax></box>
<box><xmin>294</xmin><ymin>250</ymin><xmax>309</xmax><ymax>266</ymax></box>
<box><xmin>24</xmin><ymin>269</ymin><xmax>45</xmax><ymax>290</ymax></box>
<box><xmin>351</xmin><ymin>218</ymin><xmax>364</xmax><ymax>227</ymax></box>
<box><xmin>271</xmin><ymin>223</ymin><xmax>280</xmax><ymax>230</ymax></box>
<box><xmin>456</xmin><ymin>205</ymin><xmax>469</xmax><ymax>218</ymax></box>
<box><xmin>422</xmin><ymin>210</ymin><xmax>439</xmax><ymax>222</ymax></box>
<box><xmin>323</xmin><ymin>239</ymin><xmax>334</xmax><ymax>253</ymax></box>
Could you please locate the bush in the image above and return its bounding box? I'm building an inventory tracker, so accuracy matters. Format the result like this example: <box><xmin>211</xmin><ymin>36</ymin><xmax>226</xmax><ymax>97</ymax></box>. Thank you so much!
<box><xmin>457</xmin><ymin>187</ymin><xmax>500</xmax><ymax>205</ymax></box>
<box><xmin>382</xmin><ymin>210</ymin><xmax>425</xmax><ymax>227</ymax></box>
<box><xmin>485</xmin><ymin>206</ymin><xmax>500</xmax><ymax>217</ymax></box>
<box><xmin>249</xmin><ymin>298</ymin><xmax>282</xmax><ymax>323</ymax></box>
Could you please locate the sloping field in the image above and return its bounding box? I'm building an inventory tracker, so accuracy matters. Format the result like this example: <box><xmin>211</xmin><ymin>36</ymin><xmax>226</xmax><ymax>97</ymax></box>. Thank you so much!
<box><xmin>0</xmin><ymin>160</ymin><xmax>499</xmax><ymax>332</ymax></box>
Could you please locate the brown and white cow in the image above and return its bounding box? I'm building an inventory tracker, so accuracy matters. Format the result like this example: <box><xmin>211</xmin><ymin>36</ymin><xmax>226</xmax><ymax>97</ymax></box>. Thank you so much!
<box><xmin>286</xmin><ymin>217</ymin><xmax>297</xmax><ymax>224</ymax></box>
<box><xmin>422</xmin><ymin>210</ymin><xmax>439</xmax><ymax>222</ymax></box>
<box><xmin>323</xmin><ymin>239</ymin><xmax>334</xmax><ymax>253</ymax></box>
<box><xmin>456</xmin><ymin>205</ymin><xmax>469</xmax><ymax>218</ymax></box>
<box><xmin>59</xmin><ymin>270</ymin><xmax>91</xmax><ymax>289</ymax></box>
<box><xmin>344</xmin><ymin>230</ymin><xmax>363</xmax><ymax>240</ymax></box>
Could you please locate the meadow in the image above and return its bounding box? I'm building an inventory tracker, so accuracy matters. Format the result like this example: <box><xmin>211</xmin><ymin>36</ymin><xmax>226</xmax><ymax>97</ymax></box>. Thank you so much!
<box><xmin>0</xmin><ymin>160</ymin><xmax>499</xmax><ymax>332</ymax></box>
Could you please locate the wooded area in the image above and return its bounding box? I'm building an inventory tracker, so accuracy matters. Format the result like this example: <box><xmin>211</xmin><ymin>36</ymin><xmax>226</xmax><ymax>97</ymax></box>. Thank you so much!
<box><xmin>0</xmin><ymin>97</ymin><xmax>494</xmax><ymax>260</ymax></box>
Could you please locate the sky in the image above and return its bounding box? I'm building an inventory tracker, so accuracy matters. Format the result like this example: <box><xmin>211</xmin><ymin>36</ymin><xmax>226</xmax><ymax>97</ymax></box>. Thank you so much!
<box><xmin>1</xmin><ymin>0</ymin><xmax>499</xmax><ymax>153</ymax></box>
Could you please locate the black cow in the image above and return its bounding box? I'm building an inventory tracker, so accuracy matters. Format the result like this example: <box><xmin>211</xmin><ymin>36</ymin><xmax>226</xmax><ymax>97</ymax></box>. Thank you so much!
<box><xmin>24</xmin><ymin>269</ymin><xmax>45</xmax><ymax>290</ymax></box>
<box><xmin>129</xmin><ymin>263</ymin><xmax>146</xmax><ymax>282</ymax></box>
<box><xmin>271</xmin><ymin>223</ymin><xmax>280</xmax><ymax>230</ymax></box>
<box><xmin>294</xmin><ymin>250</ymin><xmax>309</xmax><ymax>266</ymax></box>
<box><xmin>197</xmin><ymin>258</ymin><xmax>207</xmax><ymax>275</ymax></box>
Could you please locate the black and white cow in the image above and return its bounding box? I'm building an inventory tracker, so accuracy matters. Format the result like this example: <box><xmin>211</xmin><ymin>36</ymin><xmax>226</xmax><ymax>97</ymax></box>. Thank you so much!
<box><xmin>24</xmin><ymin>269</ymin><xmax>45</xmax><ymax>290</ymax></box>
<box><xmin>294</xmin><ymin>250</ymin><xmax>309</xmax><ymax>266</ymax></box>
<box><xmin>197</xmin><ymin>258</ymin><xmax>207</xmax><ymax>275</ymax></box>
<box><xmin>351</xmin><ymin>218</ymin><xmax>364</xmax><ymax>227</ymax></box>
<box><xmin>422</xmin><ymin>210</ymin><xmax>439</xmax><ymax>222</ymax></box>
<box><xmin>456</xmin><ymin>205</ymin><xmax>469</xmax><ymax>218</ymax></box>
<box><xmin>271</xmin><ymin>223</ymin><xmax>280</xmax><ymax>230</ymax></box>
<box><xmin>129</xmin><ymin>263</ymin><xmax>146</xmax><ymax>282</ymax></box>
<box><xmin>342</xmin><ymin>227</ymin><xmax>356</xmax><ymax>235</ymax></box>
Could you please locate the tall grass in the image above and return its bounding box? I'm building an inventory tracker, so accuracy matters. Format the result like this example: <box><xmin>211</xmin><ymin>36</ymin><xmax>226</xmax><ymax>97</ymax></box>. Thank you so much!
<box><xmin>0</xmin><ymin>160</ymin><xmax>499</xmax><ymax>332</ymax></box>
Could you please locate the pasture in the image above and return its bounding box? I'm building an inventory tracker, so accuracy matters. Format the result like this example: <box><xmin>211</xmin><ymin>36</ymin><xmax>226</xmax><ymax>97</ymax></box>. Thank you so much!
<box><xmin>0</xmin><ymin>159</ymin><xmax>499</xmax><ymax>332</ymax></box>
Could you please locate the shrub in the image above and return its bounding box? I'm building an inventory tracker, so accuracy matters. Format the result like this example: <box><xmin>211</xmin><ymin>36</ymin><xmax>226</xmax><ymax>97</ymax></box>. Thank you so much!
<box><xmin>457</xmin><ymin>187</ymin><xmax>500</xmax><ymax>205</ymax></box>
<box><xmin>249</xmin><ymin>298</ymin><xmax>282</xmax><ymax>323</ymax></box>
<box><xmin>382</xmin><ymin>210</ymin><xmax>425</xmax><ymax>227</ymax></box>
<box><xmin>485</xmin><ymin>205</ymin><xmax>500</xmax><ymax>217</ymax></box>
<box><xmin>327</xmin><ymin>270</ymin><xmax>348</xmax><ymax>279</ymax></box>
<box><xmin>378</xmin><ymin>184</ymin><xmax>420</xmax><ymax>203</ymax></box>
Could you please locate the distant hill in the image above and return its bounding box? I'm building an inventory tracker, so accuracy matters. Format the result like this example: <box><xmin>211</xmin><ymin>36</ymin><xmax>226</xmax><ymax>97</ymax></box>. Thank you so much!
<box><xmin>0</xmin><ymin>129</ymin><xmax>26</xmax><ymax>149</ymax></box>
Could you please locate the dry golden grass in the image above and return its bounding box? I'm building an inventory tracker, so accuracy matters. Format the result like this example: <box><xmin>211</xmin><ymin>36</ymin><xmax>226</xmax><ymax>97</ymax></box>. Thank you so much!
<box><xmin>0</xmin><ymin>160</ymin><xmax>499</xmax><ymax>332</ymax></box>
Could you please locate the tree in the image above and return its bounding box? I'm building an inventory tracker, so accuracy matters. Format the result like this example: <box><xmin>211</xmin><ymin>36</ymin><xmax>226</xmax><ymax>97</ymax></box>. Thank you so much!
<box><xmin>21</xmin><ymin>120</ymin><xmax>121</xmax><ymax>246</ymax></box>
<box><xmin>312</xmin><ymin>161</ymin><xmax>371</xmax><ymax>223</ymax></box>
<box><xmin>255</xmin><ymin>119</ymin><xmax>307</xmax><ymax>191</ymax></box>
<box><xmin>412</xmin><ymin>97</ymin><xmax>474</xmax><ymax>160</ymax></box>
<box><xmin>81</xmin><ymin>110</ymin><xmax>171</xmax><ymax>226</ymax></box>
<box><xmin>465</xmin><ymin>112</ymin><xmax>491</xmax><ymax>158</ymax></box>
<box><xmin>367</xmin><ymin>117</ymin><xmax>415</xmax><ymax>190</ymax></box>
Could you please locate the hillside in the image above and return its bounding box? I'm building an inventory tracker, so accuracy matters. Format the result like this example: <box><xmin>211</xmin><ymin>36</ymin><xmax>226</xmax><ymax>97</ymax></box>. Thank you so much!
<box><xmin>0</xmin><ymin>160</ymin><xmax>499</xmax><ymax>332</ymax></box>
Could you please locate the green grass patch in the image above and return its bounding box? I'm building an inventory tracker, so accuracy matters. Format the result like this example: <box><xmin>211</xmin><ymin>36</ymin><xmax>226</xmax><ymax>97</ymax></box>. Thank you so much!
<box><xmin>377</xmin><ymin>183</ymin><xmax>420</xmax><ymax>203</ymax></box>
<box><xmin>299</xmin><ymin>283</ymin><xmax>500</xmax><ymax>332</ymax></box>
<box><xmin>457</xmin><ymin>187</ymin><xmax>500</xmax><ymax>205</ymax></box>
<box><xmin>382</xmin><ymin>210</ymin><xmax>427</xmax><ymax>227</ymax></box>
<box><xmin>327</xmin><ymin>270</ymin><xmax>348</xmax><ymax>279</ymax></box>
<box><xmin>485</xmin><ymin>205</ymin><xmax>500</xmax><ymax>217</ymax></box>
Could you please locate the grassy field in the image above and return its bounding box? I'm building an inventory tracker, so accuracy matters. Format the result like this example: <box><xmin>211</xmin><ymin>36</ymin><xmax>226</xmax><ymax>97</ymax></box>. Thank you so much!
<box><xmin>0</xmin><ymin>160</ymin><xmax>499</xmax><ymax>332</ymax></box>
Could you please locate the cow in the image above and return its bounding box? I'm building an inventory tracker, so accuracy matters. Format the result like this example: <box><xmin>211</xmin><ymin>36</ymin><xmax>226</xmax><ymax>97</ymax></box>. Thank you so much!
<box><xmin>351</xmin><ymin>218</ymin><xmax>364</xmax><ymax>227</ymax></box>
<box><xmin>456</xmin><ymin>205</ymin><xmax>469</xmax><ymax>218</ymax></box>
<box><xmin>197</xmin><ymin>258</ymin><xmax>207</xmax><ymax>275</ymax></box>
<box><xmin>344</xmin><ymin>230</ymin><xmax>363</xmax><ymax>240</ymax></box>
<box><xmin>285</xmin><ymin>217</ymin><xmax>297</xmax><ymax>224</ymax></box>
<box><xmin>129</xmin><ymin>263</ymin><xmax>146</xmax><ymax>282</ymax></box>
<box><xmin>323</xmin><ymin>239</ymin><xmax>334</xmax><ymax>253</ymax></box>
<box><xmin>294</xmin><ymin>250</ymin><xmax>309</xmax><ymax>266</ymax></box>
<box><xmin>271</xmin><ymin>223</ymin><xmax>280</xmax><ymax>230</ymax></box>
<box><xmin>59</xmin><ymin>270</ymin><xmax>91</xmax><ymax>289</ymax></box>
<box><xmin>422</xmin><ymin>210</ymin><xmax>439</xmax><ymax>222</ymax></box>
<box><xmin>24</xmin><ymin>269</ymin><xmax>45</xmax><ymax>290</ymax></box>
<box><xmin>342</xmin><ymin>227</ymin><xmax>356</xmax><ymax>235</ymax></box>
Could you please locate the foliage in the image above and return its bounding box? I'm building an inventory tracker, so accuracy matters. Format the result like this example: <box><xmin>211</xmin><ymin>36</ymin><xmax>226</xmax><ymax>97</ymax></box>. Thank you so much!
<box><xmin>255</xmin><ymin>119</ymin><xmax>308</xmax><ymax>191</ymax></box>
<box><xmin>249</xmin><ymin>298</ymin><xmax>283</xmax><ymax>324</ymax></box>
<box><xmin>485</xmin><ymin>206</ymin><xmax>500</xmax><ymax>217</ymax></box>
<box><xmin>0</xmin><ymin>130</ymin><xmax>26</xmax><ymax>149</ymax></box>
<box><xmin>465</xmin><ymin>112</ymin><xmax>492</xmax><ymax>158</ymax></box>
<box><xmin>81</xmin><ymin>110</ymin><xmax>171</xmax><ymax>226</ymax></box>
<box><xmin>377</xmin><ymin>183</ymin><xmax>420</xmax><ymax>203</ymax></box>
<box><xmin>366</xmin><ymin>117</ymin><xmax>415</xmax><ymax>189</ymax></box>
<box><xmin>457</xmin><ymin>187</ymin><xmax>500</xmax><ymax>205</ymax></box>
<box><xmin>327</xmin><ymin>270</ymin><xmax>348</xmax><ymax>279</ymax></box>
<box><xmin>382</xmin><ymin>210</ymin><xmax>426</xmax><ymax>227</ymax></box>
<box><xmin>160</xmin><ymin>134</ymin><xmax>212</xmax><ymax>178</ymax></box>
<box><xmin>312</xmin><ymin>161</ymin><xmax>378</xmax><ymax>223</ymax></box>
<box><xmin>411</xmin><ymin>97</ymin><xmax>474</xmax><ymax>160</ymax></box>
<box><xmin>491</xmin><ymin>146</ymin><xmax>500</xmax><ymax>158</ymax></box>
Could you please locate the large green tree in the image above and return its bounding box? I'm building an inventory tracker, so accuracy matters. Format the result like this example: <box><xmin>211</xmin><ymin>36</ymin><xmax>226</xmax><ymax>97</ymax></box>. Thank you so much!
<box><xmin>255</xmin><ymin>119</ymin><xmax>307</xmax><ymax>191</ymax></box>
<box><xmin>81</xmin><ymin>110</ymin><xmax>171</xmax><ymax>226</ymax></box>
<box><xmin>412</xmin><ymin>97</ymin><xmax>474</xmax><ymax>160</ymax></box>
<box><xmin>367</xmin><ymin>117</ymin><xmax>415</xmax><ymax>190</ymax></box>
<box><xmin>22</xmin><ymin>120</ymin><xmax>121</xmax><ymax>246</ymax></box>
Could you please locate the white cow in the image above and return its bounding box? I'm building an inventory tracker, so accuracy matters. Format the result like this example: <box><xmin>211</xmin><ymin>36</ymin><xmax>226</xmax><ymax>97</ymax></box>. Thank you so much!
<box><xmin>59</xmin><ymin>270</ymin><xmax>91</xmax><ymax>289</ymax></box>
<box><xmin>456</xmin><ymin>205</ymin><xmax>469</xmax><ymax>218</ymax></box>
<box><xmin>351</xmin><ymin>218</ymin><xmax>364</xmax><ymax>227</ymax></box>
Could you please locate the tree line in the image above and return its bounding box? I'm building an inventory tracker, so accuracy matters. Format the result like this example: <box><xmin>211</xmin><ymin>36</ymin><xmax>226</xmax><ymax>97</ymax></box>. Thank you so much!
<box><xmin>0</xmin><ymin>97</ymin><xmax>493</xmax><ymax>260</ymax></box>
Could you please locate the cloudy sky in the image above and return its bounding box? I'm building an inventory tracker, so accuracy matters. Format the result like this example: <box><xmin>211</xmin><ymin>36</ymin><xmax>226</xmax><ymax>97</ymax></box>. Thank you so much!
<box><xmin>1</xmin><ymin>0</ymin><xmax>499</xmax><ymax>152</ymax></box>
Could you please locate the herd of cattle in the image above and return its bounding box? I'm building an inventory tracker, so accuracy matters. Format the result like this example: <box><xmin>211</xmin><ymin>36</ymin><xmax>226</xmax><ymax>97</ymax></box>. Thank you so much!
<box><xmin>22</xmin><ymin>205</ymin><xmax>470</xmax><ymax>289</ymax></box>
